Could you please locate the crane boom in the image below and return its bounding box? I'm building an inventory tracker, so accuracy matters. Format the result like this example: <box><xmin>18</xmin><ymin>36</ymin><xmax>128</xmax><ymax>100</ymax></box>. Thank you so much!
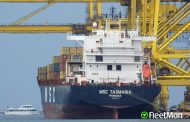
<box><xmin>0</xmin><ymin>24</ymin><xmax>189</xmax><ymax>33</ymax></box>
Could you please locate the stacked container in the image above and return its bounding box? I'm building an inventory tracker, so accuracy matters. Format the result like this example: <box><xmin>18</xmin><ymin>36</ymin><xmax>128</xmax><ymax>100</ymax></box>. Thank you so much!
<box><xmin>59</xmin><ymin>47</ymin><xmax>83</xmax><ymax>80</ymax></box>
<box><xmin>59</xmin><ymin>55</ymin><xmax>69</xmax><ymax>80</ymax></box>
<box><xmin>38</xmin><ymin>47</ymin><xmax>83</xmax><ymax>82</ymax></box>
<box><xmin>52</xmin><ymin>56</ymin><xmax>60</xmax><ymax>80</ymax></box>
<box><xmin>38</xmin><ymin>66</ymin><xmax>47</xmax><ymax>80</ymax></box>
<box><xmin>47</xmin><ymin>64</ymin><xmax>53</xmax><ymax>80</ymax></box>
<box><xmin>60</xmin><ymin>47</ymin><xmax>83</xmax><ymax>61</ymax></box>
<box><xmin>60</xmin><ymin>47</ymin><xmax>70</xmax><ymax>56</ymax></box>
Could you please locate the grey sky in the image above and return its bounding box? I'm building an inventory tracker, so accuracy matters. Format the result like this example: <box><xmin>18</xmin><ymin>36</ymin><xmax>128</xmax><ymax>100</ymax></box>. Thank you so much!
<box><xmin>0</xmin><ymin>3</ymin><xmax>186</xmax><ymax>110</ymax></box>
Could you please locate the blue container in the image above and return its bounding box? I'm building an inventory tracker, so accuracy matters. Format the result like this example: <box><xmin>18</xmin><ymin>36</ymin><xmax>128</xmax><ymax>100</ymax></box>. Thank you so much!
<box><xmin>52</xmin><ymin>63</ymin><xmax>60</xmax><ymax>72</ymax></box>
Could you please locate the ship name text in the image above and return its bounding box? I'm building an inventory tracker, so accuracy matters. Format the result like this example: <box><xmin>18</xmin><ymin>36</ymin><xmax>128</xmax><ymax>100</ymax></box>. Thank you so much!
<box><xmin>99</xmin><ymin>90</ymin><xmax>132</xmax><ymax>95</ymax></box>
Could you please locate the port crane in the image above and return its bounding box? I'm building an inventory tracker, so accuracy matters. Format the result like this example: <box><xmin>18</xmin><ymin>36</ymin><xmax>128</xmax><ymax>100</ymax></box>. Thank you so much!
<box><xmin>0</xmin><ymin>0</ymin><xmax>190</xmax><ymax>111</ymax></box>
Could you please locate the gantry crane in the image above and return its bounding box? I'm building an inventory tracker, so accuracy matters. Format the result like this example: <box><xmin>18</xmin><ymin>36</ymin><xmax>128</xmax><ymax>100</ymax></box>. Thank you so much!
<box><xmin>0</xmin><ymin>0</ymin><xmax>190</xmax><ymax>111</ymax></box>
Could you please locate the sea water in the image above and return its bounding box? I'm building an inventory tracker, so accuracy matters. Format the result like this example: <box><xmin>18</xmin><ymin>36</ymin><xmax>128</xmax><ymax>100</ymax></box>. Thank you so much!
<box><xmin>0</xmin><ymin>114</ymin><xmax>189</xmax><ymax>122</ymax></box>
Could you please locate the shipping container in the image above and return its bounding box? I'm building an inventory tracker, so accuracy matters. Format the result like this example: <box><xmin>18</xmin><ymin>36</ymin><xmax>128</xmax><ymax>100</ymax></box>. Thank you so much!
<box><xmin>47</xmin><ymin>64</ymin><xmax>53</xmax><ymax>72</ymax></box>
<box><xmin>47</xmin><ymin>71</ymin><xmax>53</xmax><ymax>80</ymax></box>
<box><xmin>60</xmin><ymin>71</ymin><xmax>65</xmax><ymax>80</ymax></box>
<box><xmin>60</xmin><ymin>47</ymin><xmax>83</xmax><ymax>56</ymax></box>
<box><xmin>52</xmin><ymin>72</ymin><xmax>60</xmax><ymax>80</ymax></box>
<box><xmin>46</xmin><ymin>71</ymin><xmax>60</xmax><ymax>80</ymax></box>
<box><xmin>52</xmin><ymin>63</ymin><xmax>60</xmax><ymax>72</ymax></box>
<box><xmin>38</xmin><ymin>66</ymin><xmax>47</xmax><ymax>74</ymax></box>
<box><xmin>60</xmin><ymin>47</ymin><xmax>70</xmax><ymax>55</ymax></box>
<box><xmin>69</xmin><ymin>47</ymin><xmax>77</xmax><ymax>55</ymax></box>
<box><xmin>76</xmin><ymin>47</ymin><xmax>83</xmax><ymax>54</ymax></box>
<box><xmin>52</xmin><ymin>56</ymin><xmax>60</xmax><ymax>64</ymax></box>
<box><xmin>70</xmin><ymin>47</ymin><xmax>83</xmax><ymax>55</ymax></box>
<box><xmin>60</xmin><ymin>62</ymin><xmax>66</xmax><ymax>71</ymax></box>
<box><xmin>38</xmin><ymin>73</ymin><xmax>47</xmax><ymax>80</ymax></box>
<box><xmin>60</xmin><ymin>55</ymin><xmax>69</xmax><ymax>63</ymax></box>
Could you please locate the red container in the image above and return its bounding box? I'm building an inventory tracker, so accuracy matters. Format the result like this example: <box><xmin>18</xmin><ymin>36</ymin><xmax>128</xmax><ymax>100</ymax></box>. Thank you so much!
<box><xmin>60</xmin><ymin>55</ymin><xmax>69</xmax><ymax>63</ymax></box>
<box><xmin>52</xmin><ymin>72</ymin><xmax>60</xmax><ymax>80</ymax></box>
<box><xmin>60</xmin><ymin>63</ymin><xmax>66</xmax><ymax>71</ymax></box>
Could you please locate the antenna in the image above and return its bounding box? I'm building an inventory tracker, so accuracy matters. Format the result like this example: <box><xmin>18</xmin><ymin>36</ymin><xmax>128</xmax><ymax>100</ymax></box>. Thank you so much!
<box><xmin>110</xmin><ymin>7</ymin><xmax>116</xmax><ymax>19</ymax></box>
<box><xmin>119</xmin><ymin>11</ymin><xmax>122</xmax><ymax>18</ymax></box>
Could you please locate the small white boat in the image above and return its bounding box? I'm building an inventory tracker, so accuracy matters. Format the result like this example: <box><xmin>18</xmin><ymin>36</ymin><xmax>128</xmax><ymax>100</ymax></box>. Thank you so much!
<box><xmin>4</xmin><ymin>105</ymin><xmax>39</xmax><ymax>115</ymax></box>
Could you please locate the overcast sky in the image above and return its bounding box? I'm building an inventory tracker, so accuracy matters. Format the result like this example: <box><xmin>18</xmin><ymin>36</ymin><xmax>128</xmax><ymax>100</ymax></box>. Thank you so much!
<box><xmin>0</xmin><ymin>3</ymin><xmax>186</xmax><ymax>110</ymax></box>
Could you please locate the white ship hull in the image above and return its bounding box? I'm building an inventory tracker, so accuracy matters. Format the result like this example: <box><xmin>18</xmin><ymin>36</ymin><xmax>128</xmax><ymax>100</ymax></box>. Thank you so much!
<box><xmin>4</xmin><ymin>105</ymin><xmax>39</xmax><ymax>115</ymax></box>
<box><xmin>4</xmin><ymin>111</ymin><xmax>39</xmax><ymax>115</ymax></box>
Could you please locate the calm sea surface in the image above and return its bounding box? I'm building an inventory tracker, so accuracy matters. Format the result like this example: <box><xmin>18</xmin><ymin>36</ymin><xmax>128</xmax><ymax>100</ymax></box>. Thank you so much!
<box><xmin>0</xmin><ymin>114</ymin><xmax>189</xmax><ymax>122</ymax></box>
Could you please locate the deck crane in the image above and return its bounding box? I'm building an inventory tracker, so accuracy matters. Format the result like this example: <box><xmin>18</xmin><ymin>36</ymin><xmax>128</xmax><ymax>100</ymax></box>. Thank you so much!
<box><xmin>0</xmin><ymin>0</ymin><xmax>190</xmax><ymax>111</ymax></box>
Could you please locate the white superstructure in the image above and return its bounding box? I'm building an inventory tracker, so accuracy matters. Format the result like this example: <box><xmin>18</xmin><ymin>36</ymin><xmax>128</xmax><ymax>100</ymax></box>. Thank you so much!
<box><xmin>67</xmin><ymin>20</ymin><xmax>156</xmax><ymax>84</ymax></box>
<box><xmin>4</xmin><ymin>105</ymin><xmax>39</xmax><ymax>115</ymax></box>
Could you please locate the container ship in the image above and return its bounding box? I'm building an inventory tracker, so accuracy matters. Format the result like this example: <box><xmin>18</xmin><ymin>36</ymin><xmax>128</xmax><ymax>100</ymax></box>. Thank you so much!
<box><xmin>37</xmin><ymin>20</ymin><xmax>161</xmax><ymax>119</ymax></box>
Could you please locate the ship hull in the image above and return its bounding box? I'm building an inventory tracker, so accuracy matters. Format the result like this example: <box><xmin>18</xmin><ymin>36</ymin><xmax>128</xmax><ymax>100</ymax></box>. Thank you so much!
<box><xmin>39</xmin><ymin>84</ymin><xmax>161</xmax><ymax>119</ymax></box>
<box><xmin>42</xmin><ymin>102</ymin><xmax>155</xmax><ymax>119</ymax></box>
